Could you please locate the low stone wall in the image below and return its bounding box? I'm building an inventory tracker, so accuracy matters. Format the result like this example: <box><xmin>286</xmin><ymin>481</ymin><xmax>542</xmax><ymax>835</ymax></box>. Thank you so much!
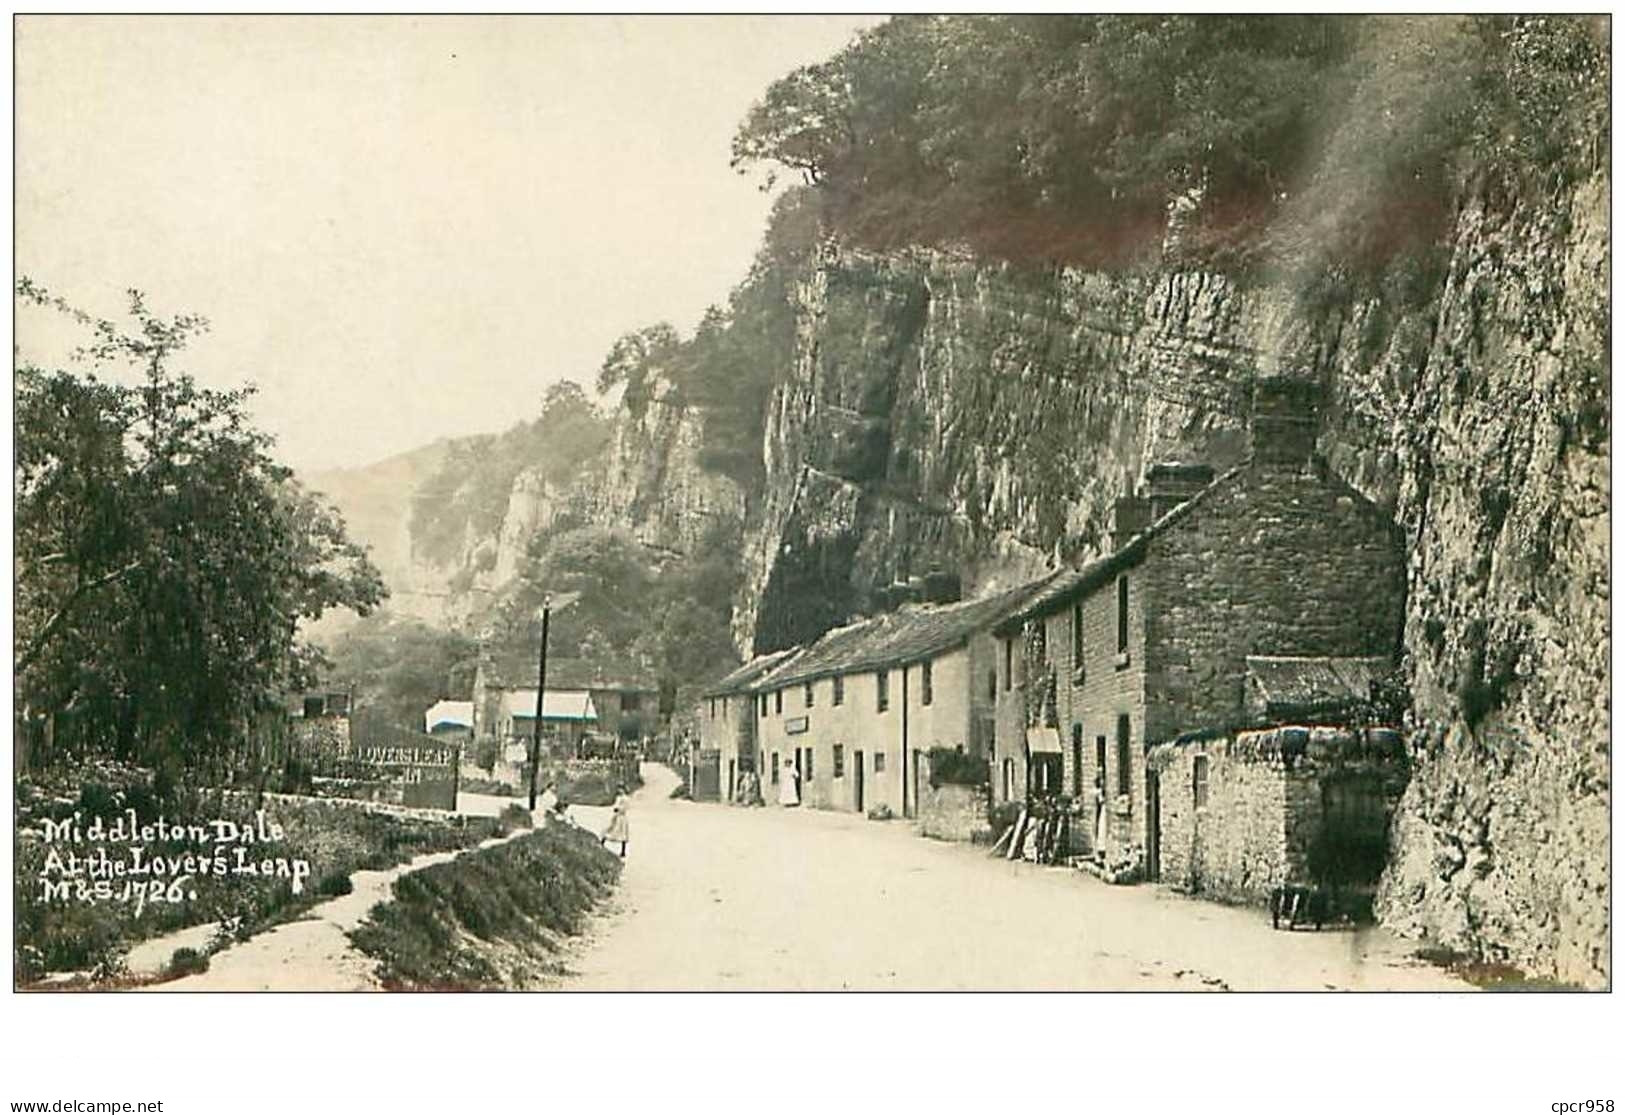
<box><xmin>1152</xmin><ymin>725</ymin><xmax>1408</xmax><ymax>909</ymax></box>
<box><xmin>919</xmin><ymin>781</ymin><xmax>990</xmax><ymax>842</ymax></box>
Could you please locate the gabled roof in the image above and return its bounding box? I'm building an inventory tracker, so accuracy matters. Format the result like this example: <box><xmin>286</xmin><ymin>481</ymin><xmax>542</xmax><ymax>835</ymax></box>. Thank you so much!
<box><xmin>993</xmin><ymin>461</ymin><xmax>1249</xmax><ymax>635</ymax></box>
<box><xmin>499</xmin><ymin>689</ymin><xmax>599</xmax><ymax>722</ymax></box>
<box><xmin>700</xmin><ymin>648</ymin><xmax>801</xmax><ymax>698</ymax></box>
<box><xmin>753</xmin><ymin>576</ymin><xmax>1056</xmax><ymax>692</ymax></box>
<box><xmin>423</xmin><ymin>699</ymin><xmax>474</xmax><ymax>732</ymax></box>
<box><xmin>480</xmin><ymin>651</ymin><xmax>657</xmax><ymax>692</ymax></box>
<box><xmin>1245</xmin><ymin>655</ymin><xmax>1392</xmax><ymax>718</ymax></box>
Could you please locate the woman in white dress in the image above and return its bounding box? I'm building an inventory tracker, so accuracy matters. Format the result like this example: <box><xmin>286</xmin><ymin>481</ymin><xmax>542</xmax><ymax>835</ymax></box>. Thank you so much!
<box><xmin>778</xmin><ymin>757</ymin><xmax>800</xmax><ymax>807</ymax></box>
<box><xmin>602</xmin><ymin>786</ymin><xmax>631</xmax><ymax>858</ymax></box>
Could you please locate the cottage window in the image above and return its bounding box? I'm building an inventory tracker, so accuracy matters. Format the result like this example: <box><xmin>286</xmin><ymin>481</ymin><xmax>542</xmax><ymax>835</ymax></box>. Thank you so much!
<box><xmin>1116</xmin><ymin>575</ymin><xmax>1130</xmax><ymax>654</ymax></box>
<box><xmin>987</xmin><ymin>668</ymin><xmax>997</xmax><ymax>703</ymax></box>
<box><xmin>621</xmin><ymin>692</ymin><xmax>641</xmax><ymax>713</ymax></box>
<box><xmin>1116</xmin><ymin>715</ymin><xmax>1132</xmax><ymax>797</ymax></box>
<box><xmin>1003</xmin><ymin>640</ymin><xmax>1013</xmax><ymax>691</ymax></box>
<box><xmin>921</xmin><ymin>660</ymin><xmax>933</xmax><ymax>707</ymax></box>
<box><xmin>1096</xmin><ymin>736</ymin><xmax>1107</xmax><ymax>791</ymax></box>
<box><xmin>759</xmin><ymin>694</ymin><xmax>768</xmax><ymax>718</ymax></box>
<box><xmin>876</xmin><ymin>670</ymin><xmax>890</xmax><ymax>713</ymax></box>
<box><xmin>1072</xmin><ymin>724</ymin><xmax>1084</xmax><ymax>797</ymax></box>
<box><xmin>1072</xmin><ymin>603</ymin><xmax>1084</xmax><ymax>664</ymax></box>
<box><xmin>1193</xmin><ymin>754</ymin><xmax>1210</xmax><ymax>808</ymax></box>
<box><xmin>774</xmin><ymin>689</ymin><xmax>783</xmax><ymax>715</ymax></box>
<box><xmin>874</xmin><ymin>751</ymin><xmax>886</xmax><ymax>774</ymax></box>
<box><xmin>1001</xmin><ymin>758</ymin><xmax>1013</xmax><ymax>801</ymax></box>
<box><xmin>303</xmin><ymin>695</ymin><xmax>325</xmax><ymax>719</ymax></box>
<box><xmin>1035</xmin><ymin>624</ymin><xmax>1047</xmax><ymax>661</ymax></box>
<box><xmin>805</xmin><ymin>682</ymin><xmax>814</xmax><ymax>708</ymax></box>
<box><xmin>708</xmin><ymin>697</ymin><xmax>715</xmax><ymax>719</ymax></box>
<box><xmin>327</xmin><ymin>692</ymin><xmax>350</xmax><ymax>716</ymax></box>
<box><xmin>771</xmin><ymin>751</ymin><xmax>780</xmax><ymax>783</ymax></box>
<box><xmin>805</xmin><ymin>746</ymin><xmax>814</xmax><ymax>781</ymax></box>
<box><xmin>833</xmin><ymin>675</ymin><xmax>845</xmax><ymax>706</ymax></box>
<box><xmin>834</xmin><ymin>744</ymin><xmax>845</xmax><ymax>778</ymax></box>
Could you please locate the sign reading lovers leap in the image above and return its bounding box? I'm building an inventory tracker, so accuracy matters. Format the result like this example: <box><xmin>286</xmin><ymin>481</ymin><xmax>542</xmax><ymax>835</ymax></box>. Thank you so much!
<box><xmin>327</xmin><ymin>743</ymin><xmax>460</xmax><ymax>810</ymax></box>
<box><xmin>37</xmin><ymin>810</ymin><xmax>313</xmax><ymax>917</ymax></box>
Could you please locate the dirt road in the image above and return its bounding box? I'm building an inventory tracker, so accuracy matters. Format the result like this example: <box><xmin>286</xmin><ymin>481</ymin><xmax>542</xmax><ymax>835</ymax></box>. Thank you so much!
<box><xmin>560</xmin><ymin>764</ymin><xmax>1468</xmax><ymax>991</ymax></box>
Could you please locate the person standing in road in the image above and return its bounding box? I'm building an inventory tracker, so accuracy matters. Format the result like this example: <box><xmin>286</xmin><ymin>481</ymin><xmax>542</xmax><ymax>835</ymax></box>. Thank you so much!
<box><xmin>602</xmin><ymin>784</ymin><xmax>631</xmax><ymax>858</ymax></box>
<box><xmin>778</xmin><ymin>756</ymin><xmax>800</xmax><ymax>807</ymax></box>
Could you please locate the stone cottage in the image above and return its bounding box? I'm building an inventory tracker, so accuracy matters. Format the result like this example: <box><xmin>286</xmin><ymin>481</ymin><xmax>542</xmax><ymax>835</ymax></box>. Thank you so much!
<box><xmin>694</xmin><ymin>647</ymin><xmax>800</xmax><ymax>802</ymax></box>
<box><xmin>471</xmin><ymin>648</ymin><xmax>660</xmax><ymax>754</ymax></box>
<box><xmin>746</xmin><ymin>577</ymin><xmax>1052</xmax><ymax>819</ymax></box>
<box><xmin>1151</xmin><ymin>660</ymin><xmax>1410</xmax><ymax>913</ymax></box>
<box><xmin>989</xmin><ymin>377</ymin><xmax>1406</xmax><ymax>881</ymax></box>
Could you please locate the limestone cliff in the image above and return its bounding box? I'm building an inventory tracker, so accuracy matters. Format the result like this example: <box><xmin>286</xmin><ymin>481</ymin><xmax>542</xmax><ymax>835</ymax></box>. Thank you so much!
<box><xmin>739</xmin><ymin>174</ymin><xmax>1608</xmax><ymax>986</ymax></box>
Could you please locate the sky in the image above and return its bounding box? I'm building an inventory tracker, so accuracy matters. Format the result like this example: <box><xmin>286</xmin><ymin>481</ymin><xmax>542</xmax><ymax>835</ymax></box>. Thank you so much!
<box><xmin>14</xmin><ymin>15</ymin><xmax>880</xmax><ymax>472</ymax></box>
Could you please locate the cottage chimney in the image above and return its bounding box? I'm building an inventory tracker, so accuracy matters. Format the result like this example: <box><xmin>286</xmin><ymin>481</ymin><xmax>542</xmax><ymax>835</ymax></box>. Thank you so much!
<box><xmin>921</xmin><ymin>570</ymin><xmax>962</xmax><ymax>605</ymax></box>
<box><xmin>1251</xmin><ymin>375</ymin><xmax>1321</xmax><ymax>468</ymax></box>
<box><xmin>1110</xmin><ymin>496</ymin><xmax>1152</xmax><ymax>550</ymax></box>
<box><xmin>1145</xmin><ymin>462</ymin><xmax>1215</xmax><ymax>522</ymax></box>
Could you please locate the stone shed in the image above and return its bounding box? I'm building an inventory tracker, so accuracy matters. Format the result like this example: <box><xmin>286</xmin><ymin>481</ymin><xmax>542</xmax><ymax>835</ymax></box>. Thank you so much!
<box><xmin>1152</xmin><ymin>723</ymin><xmax>1409</xmax><ymax>916</ymax></box>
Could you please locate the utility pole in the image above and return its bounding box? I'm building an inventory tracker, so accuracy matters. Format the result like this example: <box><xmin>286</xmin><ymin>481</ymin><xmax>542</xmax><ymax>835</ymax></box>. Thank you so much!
<box><xmin>528</xmin><ymin>594</ymin><xmax>552</xmax><ymax>811</ymax></box>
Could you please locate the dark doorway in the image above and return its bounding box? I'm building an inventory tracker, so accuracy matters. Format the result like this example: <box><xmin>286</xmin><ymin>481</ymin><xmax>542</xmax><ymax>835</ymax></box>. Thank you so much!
<box><xmin>728</xmin><ymin>759</ymin><xmax>736</xmax><ymax>802</ymax></box>
<box><xmin>1145</xmin><ymin>768</ymin><xmax>1162</xmax><ymax>882</ymax></box>
<box><xmin>854</xmin><ymin>751</ymin><xmax>865</xmax><ymax>813</ymax></box>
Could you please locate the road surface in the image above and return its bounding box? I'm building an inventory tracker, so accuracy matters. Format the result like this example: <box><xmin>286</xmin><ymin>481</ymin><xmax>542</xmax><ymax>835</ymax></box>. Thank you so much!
<box><xmin>559</xmin><ymin>764</ymin><xmax>1468</xmax><ymax>991</ymax></box>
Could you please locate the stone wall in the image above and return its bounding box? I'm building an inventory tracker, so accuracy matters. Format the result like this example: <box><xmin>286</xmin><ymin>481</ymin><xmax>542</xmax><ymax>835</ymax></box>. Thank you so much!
<box><xmin>1155</xmin><ymin>726</ymin><xmax>1409</xmax><ymax>908</ymax></box>
<box><xmin>918</xmin><ymin>780</ymin><xmax>990</xmax><ymax>843</ymax></box>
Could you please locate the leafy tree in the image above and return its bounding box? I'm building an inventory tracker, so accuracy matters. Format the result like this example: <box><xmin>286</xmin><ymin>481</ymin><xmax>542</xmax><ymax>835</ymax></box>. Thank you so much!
<box><xmin>314</xmin><ymin>614</ymin><xmax>476</xmax><ymax>730</ymax></box>
<box><xmin>594</xmin><ymin>323</ymin><xmax>681</xmax><ymax>414</ymax></box>
<box><xmin>14</xmin><ymin>280</ymin><xmax>386</xmax><ymax>777</ymax></box>
<box><xmin>730</xmin><ymin>15</ymin><xmax>1606</xmax><ymax>273</ymax></box>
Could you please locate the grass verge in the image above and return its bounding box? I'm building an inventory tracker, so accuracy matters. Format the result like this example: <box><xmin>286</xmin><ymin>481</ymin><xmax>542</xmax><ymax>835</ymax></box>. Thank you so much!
<box><xmin>348</xmin><ymin>819</ymin><xmax>620</xmax><ymax>990</ymax></box>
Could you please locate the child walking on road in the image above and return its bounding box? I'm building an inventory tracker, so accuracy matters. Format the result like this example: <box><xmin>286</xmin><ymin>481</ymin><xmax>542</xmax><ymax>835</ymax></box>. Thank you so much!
<box><xmin>602</xmin><ymin>785</ymin><xmax>631</xmax><ymax>858</ymax></box>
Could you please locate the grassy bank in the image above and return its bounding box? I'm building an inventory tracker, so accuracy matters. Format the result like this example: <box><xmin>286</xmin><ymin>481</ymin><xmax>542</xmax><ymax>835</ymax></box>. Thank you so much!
<box><xmin>15</xmin><ymin>761</ymin><xmax>506</xmax><ymax>984</ymax></box>
<box><xmin>349</xmin><ymin>819</ymin><xmax>621</xmax><ymax>990</ymax></box>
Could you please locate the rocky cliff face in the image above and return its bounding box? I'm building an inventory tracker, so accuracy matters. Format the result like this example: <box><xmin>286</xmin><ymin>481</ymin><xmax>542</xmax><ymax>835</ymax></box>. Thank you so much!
<box><xmin>318</xmin><ymin>374</ymin><xmax>748</xmax><ymax>629</ymax></box>
<box><xmin>739</xmin><ymin>173</ymin><xmax>1608</xmax><ymax>986</ymax></box>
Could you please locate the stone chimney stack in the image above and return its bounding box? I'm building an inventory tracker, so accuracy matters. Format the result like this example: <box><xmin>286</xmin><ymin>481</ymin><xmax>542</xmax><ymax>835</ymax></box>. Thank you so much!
<box><xmin>1110</xmin><ymin>495</ymin><xmax>1152</xmax><ymax>551</ymax></box>
<box><xmin>1145</xmin><ymin>462</ymin><xmax>1216</xmax><ymax>522</ymax></box>
<box><xmin>1251</xmin><ymin>375</ymin><xmax>1321</xmax><ymax>468</ymax></box>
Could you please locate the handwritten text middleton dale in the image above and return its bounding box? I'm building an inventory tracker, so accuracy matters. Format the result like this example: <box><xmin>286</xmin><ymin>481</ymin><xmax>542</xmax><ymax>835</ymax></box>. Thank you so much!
<box><xmin>37</xmin><ymin>810</ymin><xmax>313</xmax><ymax>915</ymax></box>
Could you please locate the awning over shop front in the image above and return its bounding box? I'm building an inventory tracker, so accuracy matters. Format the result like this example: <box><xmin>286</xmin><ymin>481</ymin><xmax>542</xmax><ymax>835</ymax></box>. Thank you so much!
<box><xmin>1026</xmin><ymin>726</ymin><xmax>1064</xmax><ymax>754</ymax></box>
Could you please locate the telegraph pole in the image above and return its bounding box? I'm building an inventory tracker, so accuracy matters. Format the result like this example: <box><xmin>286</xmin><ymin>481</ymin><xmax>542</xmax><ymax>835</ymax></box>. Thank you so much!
<box><xmin>528</xmin><ymin>594</ymin><xmax>552</xmax><ymax>811</ymax></box>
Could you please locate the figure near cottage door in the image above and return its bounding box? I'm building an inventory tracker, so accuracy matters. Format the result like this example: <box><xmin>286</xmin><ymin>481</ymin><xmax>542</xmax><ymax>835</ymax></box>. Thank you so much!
<box><xmin>779</xmin><ymin>757</ymin><xmax>800</xmax><ymax>807</ymax></box>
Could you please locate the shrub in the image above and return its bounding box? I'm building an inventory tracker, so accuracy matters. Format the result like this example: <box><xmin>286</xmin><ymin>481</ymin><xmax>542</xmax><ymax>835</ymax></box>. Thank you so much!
<box><xmin>316</xmin><ymin>871</ymin><xmax>354</xmax><ymax>898</ymax></box>
<box><xmin>927</xmin><ymin>747</ymin><xmax>988</xmax><ymax>789</ymax></box>
<box><xmin>165</xmin><ymin>947</ymin><xmax>209</xmax><ymax>978</ymax></box>
<box><xmin>498</xmin><ymin>803</ymin><xmax>534</xmax><ymax>833</ymax></box>
<box><xmin>866</xmin><ymin>804</ymin><xmax>894</xmax><ymax>821</ymax></box>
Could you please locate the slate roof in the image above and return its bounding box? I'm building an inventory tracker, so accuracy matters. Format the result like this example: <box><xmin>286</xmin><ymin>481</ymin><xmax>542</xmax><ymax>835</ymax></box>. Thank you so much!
<box><xmin>499</xmin><ymin>689</ymin><xmax>599</xmax><ymax>722</ymax></box>
<box><xmin>992</xmin><ymin>461</ymin><xmax>1249</xmax><ymax>635</ymax></box>
<box><xmin>699</xmin><ymin>649</ymin><xmax>801</xmax><ymax>698</ymax></box>
<box><xmin>1245</xmin><ymin>655</ymin><xmax>1393</xmax><ymax>717</ymax></box>
<box><xmin>480</xmin><ymin>651</ymin><xmax>658</xmax><ymax>692</ymax></box>
<box><xmin>753</xmin><ymin>577</ymin><xmax>1056</xmax><ymax>692</ymax></box>
<box><xmin>423</xmin><ymin>699</ymin><xmax>474</xmax><ymax>733</ymax></box>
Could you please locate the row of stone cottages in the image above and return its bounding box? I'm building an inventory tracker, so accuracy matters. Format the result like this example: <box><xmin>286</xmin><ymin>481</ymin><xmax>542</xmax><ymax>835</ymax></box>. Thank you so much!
<box><xmin>694</xmin><ymin>379</ymin><xmax>1413</xmax><ymax>905</ymax></box>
